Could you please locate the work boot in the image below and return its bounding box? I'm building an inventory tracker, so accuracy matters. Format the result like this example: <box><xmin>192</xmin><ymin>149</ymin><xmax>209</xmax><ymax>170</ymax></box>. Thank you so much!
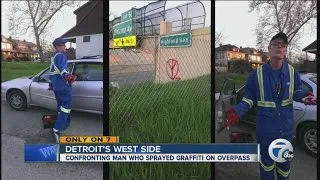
<box><xmin>52</xmin><ymin>128</ymin><xmax>60</xmax><ymax>143</ymax></box>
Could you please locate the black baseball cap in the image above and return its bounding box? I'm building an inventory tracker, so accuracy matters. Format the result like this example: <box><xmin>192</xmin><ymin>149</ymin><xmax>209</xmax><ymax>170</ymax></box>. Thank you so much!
<box><xmin>270</xmin><ymin>32</ymin><xmax>288</xmax><ymax>45</ymax></box>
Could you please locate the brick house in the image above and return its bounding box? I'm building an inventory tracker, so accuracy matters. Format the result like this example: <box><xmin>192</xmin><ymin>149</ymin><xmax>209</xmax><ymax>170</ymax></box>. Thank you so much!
<box><xmin>215</xmin><ymin>44</ymin><xmax>246</xmax><ymax>67</ymax></box>
<box><xmin>1</xmin><ymin>35</ymin><xmax>39</xmax><ymax>61</ymax></box>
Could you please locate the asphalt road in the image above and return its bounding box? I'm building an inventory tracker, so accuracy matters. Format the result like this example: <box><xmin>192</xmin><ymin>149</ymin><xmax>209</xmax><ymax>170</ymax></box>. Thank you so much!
<box><xmin>1</xmin><ymin>102</ymin><xmax>103</xmax><ymax>180</ymax></box>
<box><xmin>215</xmin><ymin>123</ymin><xmax>317</xmax><ymax>180</ymax></box>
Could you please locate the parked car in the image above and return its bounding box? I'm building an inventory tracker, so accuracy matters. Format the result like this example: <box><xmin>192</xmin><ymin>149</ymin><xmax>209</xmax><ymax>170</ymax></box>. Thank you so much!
<box><xmin>34</xmin><ymin>57</ymin><xmax>41</xmax><ymax>62</ymax></box>
<box><xmin>216</xmin><ymin>73</ymin><xmax>317</xmax><ymax>157</ymax></box>
<box><xmin>1</xmin><ymin>58</ymin><xmax>103</xmax><ymax>115</ymax></box>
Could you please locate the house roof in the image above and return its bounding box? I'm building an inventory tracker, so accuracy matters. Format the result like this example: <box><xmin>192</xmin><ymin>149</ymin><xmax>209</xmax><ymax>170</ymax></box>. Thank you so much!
<box><xmin>73</xmin><ymin>0</ymin><xmax>92</xmax><ymax>14</ymax></box>
<box><xmin>215</xmin><ymin>44</ymin><xmax>239</xmax><ymax>52</ymax></box>
<box><xmin>9</xmin><ymin>39</ymin><xmax>36</xmax><ymax>46</ymax></box>
<box><xmin>302</xmin><ymin>40</ymin><xmax>317</xmax><ymax>52</ymax></box>
<box><xmin>61</xmin><ymin>1</ymin><xmax>101</xmax><ymax>38</ymax></box>
<box><xmin>240</xmin><ymin>47</ymin><xmax>262</xmax><ymax>55</ymax></box>
<box><xmin>2</xmin><ymin>35</ymin><xmax>36</xmax><ymax>46</ymax></box>
<box><xmin>6</xmin><ymin>38</ymin><xmax>37</xmax><ymax>54</ymax></box>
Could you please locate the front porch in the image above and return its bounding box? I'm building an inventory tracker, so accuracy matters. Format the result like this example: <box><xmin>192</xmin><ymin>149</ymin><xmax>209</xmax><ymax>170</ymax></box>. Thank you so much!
<box><xmin>62</xmin><ymin>37</ymin><xmax>76</xmax><ymax>60</ymax></box>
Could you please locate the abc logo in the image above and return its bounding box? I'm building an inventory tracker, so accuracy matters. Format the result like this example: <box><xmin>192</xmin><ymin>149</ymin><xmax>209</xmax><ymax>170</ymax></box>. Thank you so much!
<box><xmin>283</xmin><ymin>150</ymin><xmax>294</xmax><ymax>159</ymax></box>
<box><xmin>268</xmin><ymin>138</ymin><xmax>294</xmax><ymax>163</ymax></box>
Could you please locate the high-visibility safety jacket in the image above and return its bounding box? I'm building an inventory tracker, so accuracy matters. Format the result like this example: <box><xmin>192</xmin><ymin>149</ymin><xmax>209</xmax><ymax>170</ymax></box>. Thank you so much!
<box><xmin>233</xmin><ymin>62</ymin><xmax>308</xmax><ymax>137</ymax></box>
<box><xmin>49</xmin><ymin>52</ymin><xmax>71</xmax><ymax>92</ymax></box>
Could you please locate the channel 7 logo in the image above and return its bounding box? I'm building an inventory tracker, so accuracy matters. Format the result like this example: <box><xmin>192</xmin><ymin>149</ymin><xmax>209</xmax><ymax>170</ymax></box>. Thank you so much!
<box><xmin>268</xmin><ymin>138</ymin><xmax>294</xmax><ymax>163</ymax></box>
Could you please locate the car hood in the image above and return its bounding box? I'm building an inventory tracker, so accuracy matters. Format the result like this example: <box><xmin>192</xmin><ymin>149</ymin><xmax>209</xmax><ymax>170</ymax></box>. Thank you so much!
<box><xmin>2</xmin><ymin>76</ymin><xmax>33</xmax><ymax>89</ymax></box>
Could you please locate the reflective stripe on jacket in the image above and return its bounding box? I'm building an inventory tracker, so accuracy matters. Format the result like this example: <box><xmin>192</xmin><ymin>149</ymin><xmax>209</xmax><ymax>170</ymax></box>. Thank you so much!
<box><xmin>49</xmin><ymin>52</ymin><xmax>71</xmax><ymax>92</ymax></box>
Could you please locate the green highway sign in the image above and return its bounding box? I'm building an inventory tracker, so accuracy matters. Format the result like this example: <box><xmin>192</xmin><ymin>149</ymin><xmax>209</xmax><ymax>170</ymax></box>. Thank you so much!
<box><xmin>160</xmin><ymin>33</ymin><xmax>192</xmax><ymax>48</ymax></box>
<box><xmin>113</xmin><ymin>20</ymin><xmax>134</xmax><ymax>39</ymax></box>
<box><xmin>121</xmin><ymin>9</ymin><xmax>135</xmax><ymax>22</ymax></box>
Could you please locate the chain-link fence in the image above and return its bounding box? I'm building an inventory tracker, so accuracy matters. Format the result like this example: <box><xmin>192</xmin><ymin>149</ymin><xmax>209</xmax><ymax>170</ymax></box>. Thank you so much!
<box><xmin>109</xmin><ymin>32</ymin><xmax>211</xmax><ymax>141</ymax></box>
<box><xmin>109</xmin><ymin>1</ymin><xmax>211</xmax><ymax>179</ymax></box>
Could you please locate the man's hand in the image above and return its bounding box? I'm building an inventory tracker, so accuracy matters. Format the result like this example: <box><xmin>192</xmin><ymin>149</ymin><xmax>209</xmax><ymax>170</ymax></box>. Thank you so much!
<box><xmin>302</xmin><ymin>92</ymin><xmax>317</xmax><ymax>105</ymax></box>
<box><xmin>66</xmin><ymin>74</ymin><xmax>77</xmax><ymax>83</ymax></box>
<box><xmin>225</xmin><ymin>107</ymin><xmax>240</xmax><ymax>128</ymax></box>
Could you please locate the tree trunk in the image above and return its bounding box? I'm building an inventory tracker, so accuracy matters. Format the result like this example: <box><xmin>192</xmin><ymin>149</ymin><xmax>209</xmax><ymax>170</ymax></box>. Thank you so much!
<box><xmin>34</xmin><ymin>31</ymin><xmax>45</xmax><ymax>62</ymax></box>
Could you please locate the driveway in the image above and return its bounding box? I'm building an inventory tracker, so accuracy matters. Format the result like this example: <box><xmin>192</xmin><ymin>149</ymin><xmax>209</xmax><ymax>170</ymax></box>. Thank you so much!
<box><xmin>215</xmin><ymin>122</ymin><xmax>317</xmax><ymax>180</ymax></box>
<box><xmin>1</xmin><ymin>102</ymin><xmax>103</xmax><ymax>180</ymax></box>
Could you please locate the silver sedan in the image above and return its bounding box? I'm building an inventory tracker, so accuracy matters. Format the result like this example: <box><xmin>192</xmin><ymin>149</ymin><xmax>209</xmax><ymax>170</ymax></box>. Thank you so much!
<box><xmin>1</xmin><ymin>58</ymin><xmax>103</xmax><ymax>115</ymax></box>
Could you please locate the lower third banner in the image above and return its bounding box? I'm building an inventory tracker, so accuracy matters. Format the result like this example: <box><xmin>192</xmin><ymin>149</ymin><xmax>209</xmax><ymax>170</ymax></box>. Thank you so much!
<box><xmin>59</xmin><ymin>144</ymin><xmax>260</xmax><ymax>162</ymax></box>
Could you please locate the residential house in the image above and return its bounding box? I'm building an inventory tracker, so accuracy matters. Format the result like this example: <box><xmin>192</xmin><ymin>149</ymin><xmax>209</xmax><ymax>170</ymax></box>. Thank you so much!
<box><xmin>61</xmin><ymin>0</ymin><xmax>103</xmax><ymax>59</ymax></box>
<box><xmin>215</xmin><ymin>44</ymin><xmax>264</xmax><ymax>72</ymax></box>
<box><xmin>240</xmin><ymin>47</ymin><xmax>263</xmax><ymax>69</ymax></box>
<box><xmin>1</xmin><ymin>35</ymin><xmax>39</xmax><ymax>61</ymax></box>
<box><xmin>1</xmin><ymin>35</ymin><xmax>15</xmax><ymax>60</ymax></box>
<box><xmin>302</xmin><ymin>40</ymin><xmax>317</xmax><ymax>60</ymax></box>
<box><xmin>215</xmin><ymin>44</ymin><xmax>246</xmax><ymax>67</ymax></box>
<box><xmin>301</xmin><ymin>40</ymin><xmax>317</xmax><ymax>73</ymax></box>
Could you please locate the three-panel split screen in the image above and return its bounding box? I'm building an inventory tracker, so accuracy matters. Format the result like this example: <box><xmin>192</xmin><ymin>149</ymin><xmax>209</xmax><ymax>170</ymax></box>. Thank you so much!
<box><xmin>1</xmin><ymin>0</ymin><xmax>318</xmax><ymax>180</ymax></box>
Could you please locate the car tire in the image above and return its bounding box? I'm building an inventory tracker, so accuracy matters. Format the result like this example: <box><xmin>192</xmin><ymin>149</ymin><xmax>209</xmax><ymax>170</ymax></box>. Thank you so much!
<box><xmin>7</xmin><ymin>90</ymin><xmax>27</xmax><ymax>111</ymax></box>
<box><xmin>299</xmin><ymin>122</ymin><xmax>317</xmax><ymax>157</ymax></box>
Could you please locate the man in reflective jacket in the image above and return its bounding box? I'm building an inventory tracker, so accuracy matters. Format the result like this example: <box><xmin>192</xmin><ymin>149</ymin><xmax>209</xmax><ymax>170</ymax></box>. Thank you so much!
<box><xmin>225</xmin><ymin>32</ymin><xmax>317</xmax><ymax>180</ymax></box>
<box><xmin>49</xmin><ymin>38</ymin><xmax>76</xmax><ymax>143</ymax></box>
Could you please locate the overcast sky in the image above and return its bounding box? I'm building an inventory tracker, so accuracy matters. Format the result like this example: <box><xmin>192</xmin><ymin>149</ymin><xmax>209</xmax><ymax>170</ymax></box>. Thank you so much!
<box><xmin>1</xmin><ymin>1</ymin><xmax>87</xmax><ymax>44</ymax></box>
<box><xmin>215</xmin><ymin>1</ymin><xmax>316</xmax><ymax>54</ymax></box>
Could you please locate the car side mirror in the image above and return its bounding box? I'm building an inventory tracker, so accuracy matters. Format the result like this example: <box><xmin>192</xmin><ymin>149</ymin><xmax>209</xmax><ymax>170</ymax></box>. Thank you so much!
<box><xmin>39</xmin><ymin>77</ymin><xmax>49</xmax><ymax>83</ymax></box>
<box><xmin>232</xmin><ymin>88</ymin><xmax>236</xmax><ymax>95</ymax></box>
<box><xmin>220</xmin><ymin>78</ymin><xmax>236</xmax><ymax>97</ymax></box>
<box><xmin>33</xmin><ymin>76</ymin><xmax>40</xmax><ymax>82</ymax></box>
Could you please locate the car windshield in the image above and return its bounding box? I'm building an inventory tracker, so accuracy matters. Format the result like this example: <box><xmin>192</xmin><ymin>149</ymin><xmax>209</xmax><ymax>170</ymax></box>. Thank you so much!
<box><xmin>310</xmin><ymin>77</ymin><xmax>317</xmax><ymax>84</ymax></box>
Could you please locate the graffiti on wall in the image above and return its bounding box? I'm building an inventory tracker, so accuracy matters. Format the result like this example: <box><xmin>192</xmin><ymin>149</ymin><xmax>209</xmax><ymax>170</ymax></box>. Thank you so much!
<box><xmin>166</xmin><ymin>59</ymin><xmax>181</xmax><ymax>80</ymax></box>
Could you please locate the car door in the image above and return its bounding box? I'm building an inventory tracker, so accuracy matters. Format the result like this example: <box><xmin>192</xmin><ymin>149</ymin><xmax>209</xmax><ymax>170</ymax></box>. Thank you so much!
<box><xmin>293</xmin><ymin>80</ymin><xmax>312</xmax><ymax>120</ymax></box>
<box><xmin>215</xmin><ymin>78</ymin><xmax>236</xmax><ymax>134</ymax></box>
<box><xmin>71</xmin><ymin>62</ymin><xmax>103</xmax><ymax>114</ymax></box>
<box><xmin>29</xmin><ymin>63</ymin><xmax>74</xmax><ymax>111</ymax></box>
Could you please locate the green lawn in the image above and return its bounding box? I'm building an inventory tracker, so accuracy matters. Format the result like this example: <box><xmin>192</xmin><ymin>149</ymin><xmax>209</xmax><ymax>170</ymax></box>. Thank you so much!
<box><xmin>1</xmin><ymin>61</ymin><xmax>49</xmax><ymax>82</ymax></box>
<box><xmin>110</xmin><ymin>75</ymin><xmax>211</xmax><ymax>180</ymax></box>
<box><xmin>215</xmin><ymin>72</ymin><xmax>249</xmax><ymax>92</ymax></box>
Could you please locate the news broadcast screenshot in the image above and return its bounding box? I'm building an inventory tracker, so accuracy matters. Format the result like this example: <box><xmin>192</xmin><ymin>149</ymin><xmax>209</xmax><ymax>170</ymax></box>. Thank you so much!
<box><xmin>1</xmin><ymin>0</ymin><xmax>318</xmax><ymax>180</ymax></box>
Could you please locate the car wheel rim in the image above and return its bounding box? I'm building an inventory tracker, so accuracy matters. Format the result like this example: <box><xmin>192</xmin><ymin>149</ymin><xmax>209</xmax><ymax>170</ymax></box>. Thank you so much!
<box><xmin>10</xmin><ymin>94</ymin><xmax>23</xmax><ymax>108</ymax></box>
<box><xmin>304</xmin><ymin>129</ymin><xmax>317</xmax><ymax>154</ymax></box>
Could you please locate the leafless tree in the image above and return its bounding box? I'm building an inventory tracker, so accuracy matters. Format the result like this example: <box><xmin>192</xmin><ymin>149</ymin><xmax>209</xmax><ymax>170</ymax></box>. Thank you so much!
<box><xmin>215</xmin><ymin>31</ymin><xmax>224</xmax><ymax>48</ymax></box>
<box><xmin>109</xmin><ymin>11</ymin><xmax>118</xmax><ymax>20</ymax></box>
<box><xmin>8</xmin><ymin>0</ymin><xmax>81</xmax><ymax>61</ymax></box>
<box><xmin>248</xmin><ymin>0</ymin><xmax>317</xmax><ymax>61</ymax></box>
